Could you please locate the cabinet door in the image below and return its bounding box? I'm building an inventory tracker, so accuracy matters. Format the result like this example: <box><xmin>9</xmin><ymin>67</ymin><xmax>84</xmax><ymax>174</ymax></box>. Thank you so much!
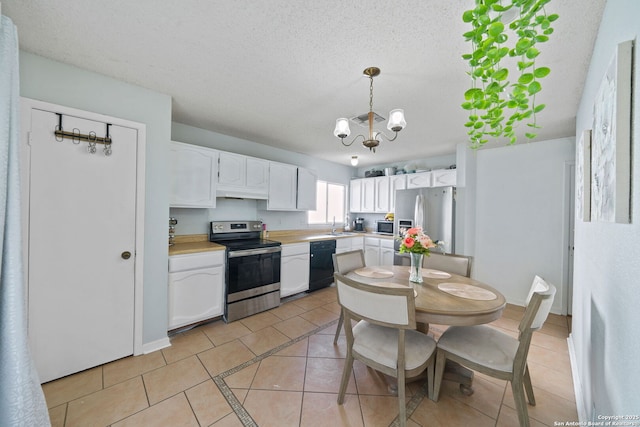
<box><xmin>364</xmin><ymin>237</ymin><xmax>380</xmax><ymax>266</ymax></box>
<box><xmin>406</xmin><ymin>171</ymin><xmax>432</xmax><ymax>189</ymax></box>
<box><xmin>170</xmin><ymin>142</ymin><xmax>218</xmax><ymax>208</ymax></box>
<box><xmin>432</xmin><ymin>169</ymin><xmax>457</xmax><ymax>187</ymax></box>
<box><xmin>296</xmin><ymin>167</ymin><xmax>317</xmax><ymax>210</ymax></box>
<box><xmin>389</xmin><ymin>175</ymin><xmax>407</xmax><ymax>212</ymax></box>
<box><xmin>218</xmin><ymin>151</ymin><xmax>246</xmax><ymax>187</ymax></box>
<box><xmin>380</xmin><ymin>239</ymin><xmax>395</xmax><ymax>265</ymax></box>
<box><xmin>374</xmin><ymin>176</ymin><xmax>390</xmax><ymax>213</ymax></box>
<box><xmin>168</xmin><ymin>265</ymin><xmax>224</xmax><ymax>330</ymax></box>
<box><xmin>281</xmin><ymin>254</ymin><xmax>311</xmax><ymax>297</ymax></box>
<box><xmin>267</xmin><ymin>162</ymin><xmax>298</xmax><ymax>210</ymax></box>
<box><xmin>246</xmin><ymin>157</ymin><xmax>269</xmax><ymax>193</ymax></box>
<box><xmin>361</xmin><ymin>179</ymin><xmax>376</xmax><ymax>212</ymax></box>
<box><xmin>349</xmin><ymin>179</ymin><xmax>363</xmax><ymax>212</ymax></box>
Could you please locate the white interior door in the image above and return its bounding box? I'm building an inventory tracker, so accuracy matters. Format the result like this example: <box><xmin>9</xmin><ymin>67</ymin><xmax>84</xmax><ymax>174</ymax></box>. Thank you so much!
<box><xmin>26</xmin><ymin>108</ymin><xmax>138</xmax><ymax>383</ymax></box>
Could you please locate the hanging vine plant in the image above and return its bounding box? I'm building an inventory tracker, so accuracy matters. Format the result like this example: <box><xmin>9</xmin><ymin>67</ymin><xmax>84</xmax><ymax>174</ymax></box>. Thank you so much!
<box><xmin>462</xmin><ymin>0</ymin><xmax>559</xmax><ymax>148</ymax></box>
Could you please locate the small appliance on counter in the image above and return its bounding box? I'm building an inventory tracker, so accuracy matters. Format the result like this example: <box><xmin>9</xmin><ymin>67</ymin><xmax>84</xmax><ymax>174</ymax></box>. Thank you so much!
<box><xmin>376</xmin><ymin>220</ymin><xmax>394</xmax><ymax>235</ymax></box>
<box><xmin>353</xmin><ymin>217</ymin><xmax>365</xmax><ymax>232</ymax></box>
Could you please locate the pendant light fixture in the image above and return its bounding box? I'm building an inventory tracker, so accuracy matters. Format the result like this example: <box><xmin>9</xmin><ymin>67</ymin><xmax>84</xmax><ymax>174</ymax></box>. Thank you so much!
<box><xmin>334</xmin><ymin>67</ymin><xmax>406</xmax><ymax>153</ymax></box>
<box><xmin>350</xmin><ymin>155</ymin><xmax>359</xmax><ymax>166</ymax></box>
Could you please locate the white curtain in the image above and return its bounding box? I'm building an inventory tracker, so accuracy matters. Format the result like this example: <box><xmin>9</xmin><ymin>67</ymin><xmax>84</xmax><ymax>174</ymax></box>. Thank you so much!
<box><xmin>0</xmin><ymin>14</ymin><xmax>51</xmax><ymax>426</ymax></box>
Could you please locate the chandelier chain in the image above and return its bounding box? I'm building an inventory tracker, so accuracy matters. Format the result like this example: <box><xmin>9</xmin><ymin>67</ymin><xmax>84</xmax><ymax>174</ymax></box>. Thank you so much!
<box><xmin>369</xmin><ymin>75</ymin><xmax>374</xmax><ymax>112</ymax></box>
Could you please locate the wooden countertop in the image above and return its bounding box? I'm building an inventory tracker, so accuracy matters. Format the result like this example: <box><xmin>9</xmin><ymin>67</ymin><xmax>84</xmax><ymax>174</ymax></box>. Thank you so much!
<box><xmin>169</xmin><ymin>230</ymin><xmax>395</xmax><ymax>255</ymax></box>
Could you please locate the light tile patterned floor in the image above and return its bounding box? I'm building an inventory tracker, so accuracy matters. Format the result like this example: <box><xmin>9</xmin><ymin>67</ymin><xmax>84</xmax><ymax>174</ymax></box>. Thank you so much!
<box><xmin>43</xmin><ymin>286</ymin><xmax>578</xmax><ymax>426</ymax></box>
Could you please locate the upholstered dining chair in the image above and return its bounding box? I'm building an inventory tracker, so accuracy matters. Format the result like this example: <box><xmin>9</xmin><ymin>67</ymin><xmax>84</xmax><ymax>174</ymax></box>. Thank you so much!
<box><xmin>334</xmin><ymin>272</ymin><xmax>436</xmax><ymax>427</ymax></box>
<box><xmin>432</xmin><ymin>275</ymin><xmax>556</xmax><ymax>427</ymax></box>
<box><xmin>422</xmin><ymin>252</ymin><xmax>473</xmax><ymax>277</ymax></box>
<box><xmin>331</xmin><ymin>250</ymin><xmax>366</xmax><ymax>344</ymax></box>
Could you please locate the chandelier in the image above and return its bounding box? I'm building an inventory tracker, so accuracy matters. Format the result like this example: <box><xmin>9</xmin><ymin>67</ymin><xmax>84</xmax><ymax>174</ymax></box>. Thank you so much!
<box><xmin>334</xmin><ymin>67</ymin><xmax>406</xmax><ymax>153</ymax></box>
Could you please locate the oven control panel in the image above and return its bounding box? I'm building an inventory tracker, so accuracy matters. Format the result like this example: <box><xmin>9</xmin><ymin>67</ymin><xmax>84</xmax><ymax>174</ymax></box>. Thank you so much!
<box><xmin>210</xmin><ymin>221</ymin><xmax>263</xmax><ymax>234</ymax></box>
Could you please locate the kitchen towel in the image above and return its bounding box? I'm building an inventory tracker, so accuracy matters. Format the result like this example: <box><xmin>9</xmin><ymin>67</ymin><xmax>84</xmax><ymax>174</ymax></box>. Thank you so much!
<box><xmin>0</xmin><ymin>14</ymin><xmax>51</xmax><ymax>426</ymax></box>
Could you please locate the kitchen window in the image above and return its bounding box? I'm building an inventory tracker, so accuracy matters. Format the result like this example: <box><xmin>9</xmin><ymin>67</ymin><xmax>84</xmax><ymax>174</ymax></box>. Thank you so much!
<box><xmin>308</xmin><ymin>181</ymin><xmax>345</xmax><ymax>225</ymax></box>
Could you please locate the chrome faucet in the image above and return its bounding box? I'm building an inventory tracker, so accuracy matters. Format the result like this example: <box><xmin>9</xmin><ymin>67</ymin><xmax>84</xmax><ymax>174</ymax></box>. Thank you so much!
<box><xmin>331</xmin><ymin>216</ymin><xmax>336</xmax><ymax>234</ymax></box>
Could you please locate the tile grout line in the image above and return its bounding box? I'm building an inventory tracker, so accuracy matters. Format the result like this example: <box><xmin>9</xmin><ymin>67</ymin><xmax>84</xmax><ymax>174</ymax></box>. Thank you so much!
<box><xmin>210</xmin><ymin>319</ymin><xmax>339</xmax><ymax>427</ymax></box>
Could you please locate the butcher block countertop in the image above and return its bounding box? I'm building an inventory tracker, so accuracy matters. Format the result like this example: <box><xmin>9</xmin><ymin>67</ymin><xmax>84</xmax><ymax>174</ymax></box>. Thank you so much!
<box><xmin>169</xmin><ymin>230</ymin><xmax>394</xmax><ymax>256</ymax></box>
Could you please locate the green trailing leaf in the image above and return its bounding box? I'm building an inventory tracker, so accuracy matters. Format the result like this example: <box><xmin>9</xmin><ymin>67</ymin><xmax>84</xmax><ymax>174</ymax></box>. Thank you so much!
<box><xmin>525</xmin><ymin>132</ymin><xmax>537</xmax><ymax>139</ymax></box>
<box><xmin>533</xmin><ymin>103</ymin><xmax>546</xmax><ymax>112</ymax></box>
<box><xmin>526</xmin><ymin>47</ymin><xmax>540</xmax><ymax>59</ymax></box>
<box><xmin>463</xmin><ymin>10</ymin><xmax>475</xmax><ymax>22</ymax></box>
<box><xmin>518</xmin><ymin>73</ymin><xmax>535</xmax><ymax>84</ymax></box>
<box><xmin>528</xmin><ymin>81</ymin><xmax>542</xmax><ymax>94</ymax></box>
<box><xmin>493</xmin><ymin>68</ymin><xmax>509</xmax><ymax>81</ymax></box>
<box><xmin>488</xmin><ymin>22</ymin><xmax>505</xmax><ymax>37</ymax></box>
<box><xmin>534</xmin><ymin>67</ymin><xmax>550</xmax><ymax>78</ymax></box>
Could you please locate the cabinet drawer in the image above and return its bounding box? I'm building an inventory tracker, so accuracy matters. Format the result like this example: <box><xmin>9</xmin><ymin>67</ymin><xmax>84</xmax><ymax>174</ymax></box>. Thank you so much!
<box><xmin>380</xmin><ymin>238</ymin><xmax>395</xmax><ymax>249</ymax></box>
<box><xmin>169</xmin><ymin>251</ymin><xmax>224</xmax><ymax>272</ymax></box>
<box><xmin>281</xmin><ymin>242</ymin><xmax>310</xmax><ymax>257</ymax></box>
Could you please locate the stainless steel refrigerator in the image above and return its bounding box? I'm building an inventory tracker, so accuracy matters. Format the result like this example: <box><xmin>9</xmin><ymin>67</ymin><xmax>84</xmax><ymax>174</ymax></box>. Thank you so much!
<box><xmin>393</xmin><ymin>186</ymin><xmax>455</xmax><ymax>264</ymax></box>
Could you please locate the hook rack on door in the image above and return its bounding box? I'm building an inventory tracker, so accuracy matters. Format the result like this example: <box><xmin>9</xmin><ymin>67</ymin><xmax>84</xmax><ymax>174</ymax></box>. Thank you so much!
<box><xmin>53</xmin><ymin>113</ymin><xmax>113</xmax><ymax>156</ymax></box>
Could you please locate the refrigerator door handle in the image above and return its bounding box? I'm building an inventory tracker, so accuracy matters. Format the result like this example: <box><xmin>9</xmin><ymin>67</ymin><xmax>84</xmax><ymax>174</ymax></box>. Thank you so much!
<box><xmin>414</xmin><ymin>194</ymin><xmax>424</xmax><ymax>229</ymax></box>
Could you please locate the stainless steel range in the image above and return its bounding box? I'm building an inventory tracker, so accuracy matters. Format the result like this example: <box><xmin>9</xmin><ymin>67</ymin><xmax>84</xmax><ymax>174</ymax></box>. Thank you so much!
<box><xmin>209</xmin><ymin>221</ymin><xmax>282</xmax><ymax>322</ymax></box>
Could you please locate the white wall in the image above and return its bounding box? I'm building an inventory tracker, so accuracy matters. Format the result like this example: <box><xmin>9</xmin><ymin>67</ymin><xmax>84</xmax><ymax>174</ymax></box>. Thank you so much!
<box><xmin>572</xmin><ymin>0</ymin><xmax>640</xmax><ymax>417</ymax></box>
<box><xmin>19</xmin><ymin>52</ymin><xmax>171</xmax><ymax>346</ymax></box>
<box><xmin>473</xmin><ymin>138</ymin><xmax>575</xmax><ymax>315</ymax></box>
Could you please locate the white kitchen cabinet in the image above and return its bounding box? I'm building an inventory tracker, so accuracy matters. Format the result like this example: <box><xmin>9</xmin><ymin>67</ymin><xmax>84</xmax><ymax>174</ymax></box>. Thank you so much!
<box><xmin>406</xmin><ymin>171</ymin><xmax>433</xmax><ymax>189</ymax></box>
<box><xmin>374</xmin><ymin>176</ymin><xmax>391</xmax><ymax>213</ymax></box>
<box><xmin>296</xmin><ymin>167</ymin><xmax>317</xmax><ymax>210</ymax></box>
<box><xmin>432</xmin><ymin>168</ymin><xmax>457</xmax><ymax>187</ymax></box>
<box><xmin>364</xmin><ymin>237</ymin><xmax>381</xmax><ymax>266</ymax></box>
<box><xmin>336</xmin><ymin>236</ymin><xmax>364</xmax><ymax>254</ymax></box>
<box><xmin>217</xmin><ymin>152</ymin><xmax>269</xmax><ymax>199</ymax></box>
<box><xmin>389</xmin><ymin>174</ymin><xmax>407</xmax><ymax>212</ymax></box>
<box><xmin>380</xmin><ymin>238</ymin><xmax>395</xmax><ymax>265</ymax></box>
<box><xmin>280</xmin><ymin>242</ymin><xmax>310</xmax><ymax>297</ymax></box>
<box><xmin>349</xmin><ymin>179</ymin><xmax>364</xmax><ymax>212</ymax></box>
<box><xmin>168</xmin><ymin>251</ymin><xmax>225</xmax><ymax>330</ymax></box>
<box><xmin>267</xmin><ymin>162</ymin><xmax>298</xmax><ymax>210</ymax></box>
<box><xmin>361</xmin><ymin>178</ymin><xmax>376</xmax><ymax>212</ymax></box>
<box><xmin>170</xmin><ymin>141</ymin><xmax>218</xmax><ymax>208</ymax></box>
<box><xmin>364</xmin><ymin>236</ymin><xmax>395</xmax><ymax>265</ymax></box>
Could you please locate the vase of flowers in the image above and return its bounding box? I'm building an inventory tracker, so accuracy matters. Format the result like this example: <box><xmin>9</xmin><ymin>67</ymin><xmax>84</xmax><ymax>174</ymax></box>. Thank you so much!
<box><xmin>398</xmin><ymin>226</ymin><xmax>437</xmax><ymax>283</ymax></box>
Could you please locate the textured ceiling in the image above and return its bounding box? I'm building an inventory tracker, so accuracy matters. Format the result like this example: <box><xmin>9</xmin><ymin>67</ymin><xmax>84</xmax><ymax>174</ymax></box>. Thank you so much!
<box><xmin>4</xmin><ymin>0</ymin><xmax>605</xmax><ymax>167</ymax></box>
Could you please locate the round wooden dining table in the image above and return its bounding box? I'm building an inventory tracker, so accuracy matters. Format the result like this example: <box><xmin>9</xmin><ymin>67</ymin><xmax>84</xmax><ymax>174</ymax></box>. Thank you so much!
<box><xmin>345</xmin><ymin>264</ymin><xmax>506</xmax><ymax>326</ymax></box>
<box><xmin>344</xmin><ymin>264</ymin><xmax>507</xmax><ymax>397</ymax></box>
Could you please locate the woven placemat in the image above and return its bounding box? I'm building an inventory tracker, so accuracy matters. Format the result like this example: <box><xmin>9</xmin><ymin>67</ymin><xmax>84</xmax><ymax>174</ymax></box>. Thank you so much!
<box><xmin>354</xmin><ymin>267</ymin><xmax>394</xmax><ymax>279</ymax></box>
<box><xmin>422</xmin><ymin>269</ymin><xmax>452</xmax><ymax>279</ymax></box>
<box><xmin>438</xmin><ymin>282</ymin><xmax>497</xmax><ymax>300</ymax></box>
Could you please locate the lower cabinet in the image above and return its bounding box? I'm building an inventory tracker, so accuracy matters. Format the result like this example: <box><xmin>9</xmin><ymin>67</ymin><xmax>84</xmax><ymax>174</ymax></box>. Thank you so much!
<box><xmin>364</xmin><ymin>237</ymin><xmax>395</xmax><ymax>266</ymax></box>
<box><xmin>280</xmin><ymin>242</ymin><xmax>310</xmax><ymax>297</ymax></box>
<box><xmin>168</xmin><ymin>251</ymin><xmax>225</xmax><ymax>330</ymax></box>
<box><xmin>337</xmin><ymin>236</ymin><xmax>365</xmax><ymax>254</ymax></box>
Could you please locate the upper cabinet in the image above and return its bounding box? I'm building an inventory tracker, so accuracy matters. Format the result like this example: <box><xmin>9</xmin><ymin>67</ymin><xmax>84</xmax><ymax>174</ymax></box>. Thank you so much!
<box><xmin>267</xmin><ymin>162</ymin><xmax>298</xmax><ymax>210</ymax></box>
<box><xmin>406</xmin><ymin>171</ymin><xmax>432</xmax><ymax>189</ymax></box>
<box><xmin>170</xmin><ymin>141</ymin><xmax>218</xmax><ymax>208</ymax></box>
<box><xmin>296</xmin><ymin>167</ymin><xmax>317</xmax><ymax>210</ymax></box>
<box><xmin>217</xmin><ymin>152</ymin><xmax>269</xmax><ymax>199</ymax></box>
<box><xmin>350</xmin><ymin>169</ymin><xmax>456</xmax><ymax>212</ymax></box>
<box><xmin>266</xmin><ymin>162</ymin><xmax>318</xmax><ymax>211</ymax></box>
<box><xmin>432</xmin><ymin>169</ymin><xmax>457</xmax><ymax>187</ymax></box>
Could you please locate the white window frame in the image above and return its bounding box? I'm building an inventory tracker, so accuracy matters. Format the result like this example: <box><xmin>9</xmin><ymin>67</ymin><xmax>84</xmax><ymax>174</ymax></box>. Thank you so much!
<box><xmin>308</xmin><ymin>180</ymin><xmax>346</xmax><ymax>225</ymax></box>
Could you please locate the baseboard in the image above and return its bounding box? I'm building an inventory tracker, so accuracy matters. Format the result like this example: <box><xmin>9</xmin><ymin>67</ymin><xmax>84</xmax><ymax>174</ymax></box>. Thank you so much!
<box><xmin>568</xmin><ymin>333</ymin><xmax>588</xmax><ymax>421</ymax></box>
<box><xmin>142</xmin><ymin>337</ymin><xmax>171</xmax><ymax>354</ymax></box>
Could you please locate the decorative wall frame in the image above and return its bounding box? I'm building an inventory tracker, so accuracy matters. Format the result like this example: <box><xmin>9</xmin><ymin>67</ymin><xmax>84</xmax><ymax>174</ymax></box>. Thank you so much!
<box><xmin>576</xmin><ymin>129</ymin><xmax>592</xmax><ymax>222</ymax></box>
<box><xmin>591</xmin><ymin>39</ymin><xmax>633</xmax><ymax>224</ymax></box>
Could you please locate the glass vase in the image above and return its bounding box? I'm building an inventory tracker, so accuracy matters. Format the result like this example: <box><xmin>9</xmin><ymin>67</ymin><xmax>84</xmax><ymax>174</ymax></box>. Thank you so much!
<box><xmin>409</xmin><ymin>252</ymin><xmax>424</xmax><ymax>283</ymax></box>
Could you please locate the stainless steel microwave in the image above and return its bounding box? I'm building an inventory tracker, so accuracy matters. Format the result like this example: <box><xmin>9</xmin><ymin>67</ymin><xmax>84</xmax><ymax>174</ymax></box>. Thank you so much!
<box><xmin>376</xmin><ymin>220</ymin><xmax>394</xmax><ymax>235</ymax></box>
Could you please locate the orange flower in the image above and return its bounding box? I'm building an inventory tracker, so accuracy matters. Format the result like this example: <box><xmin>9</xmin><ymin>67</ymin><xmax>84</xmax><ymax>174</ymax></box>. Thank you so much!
<box><xmin>403</xmin><ymin>237</ymin><xmax>415</xmax><ymax>248</ymax></box>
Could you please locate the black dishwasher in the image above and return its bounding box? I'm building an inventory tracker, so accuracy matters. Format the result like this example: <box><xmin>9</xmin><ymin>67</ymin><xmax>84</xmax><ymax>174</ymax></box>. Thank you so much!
<box><xmin>309</xmin><ymin>240</ymin><xmax>336</xmax><ymax>291</ymax></box>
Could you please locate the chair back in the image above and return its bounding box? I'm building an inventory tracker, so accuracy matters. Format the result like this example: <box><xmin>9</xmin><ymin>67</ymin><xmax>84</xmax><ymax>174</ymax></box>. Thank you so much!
<box><xmin>520</xmin><ymin>276</ymin><xmax>557</xmax><ymax>333</ymax></box>
<box><xmin>332</xmin><ymin>249</ymin><xmax>365</xmax><ymax>274</ymax></box>
<box><xmin>334</xmin><ymin>272</ymin><xmax>416</xmax><ymax>329</ymax></box>
<box><xmin>422</xmin><ymin>252</ymin><xmax>473</xmax><ymax>277</ymax></box>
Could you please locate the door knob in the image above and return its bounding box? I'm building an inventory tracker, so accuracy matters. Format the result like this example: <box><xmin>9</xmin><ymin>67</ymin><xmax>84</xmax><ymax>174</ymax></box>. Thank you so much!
<box><xmin>121</xmin><ymin>251</ymin><xmax>132</xmax><ymax>260</ymax></box>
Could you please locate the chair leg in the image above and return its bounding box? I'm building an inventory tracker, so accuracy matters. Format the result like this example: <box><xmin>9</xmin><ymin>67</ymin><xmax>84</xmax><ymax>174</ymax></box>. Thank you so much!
<box><xmin>426</xmin><ymin>355</ymin><xmax>435</xmax><ymax>401</ymax></box>
<box><xmin>397</xmin><ymin>370</ymin><xmax>407</xmax><ymax>427</ymax></box>
<box><xmin>523</xmin><ymin>364</ymin><xmax>536</xmax><ymax>406</ymax></box>
<box><xmin>511</xmin><ymin>378</ymin><xmax>531</xmax><ymax>427</ymax></box>
<box><xmin>337</xmin><ymin>353</ymin><xmax>354</xmax><ymax>404</ymax></box>
<box><xmin>333</xmin><ymin>311</ymin><xmax>344</xmax><ymax>345</ymax></box>
<box><xmin>431</xmin><ymin>350</ymin><xmax>447</xmax><ymax>401</ymax></box>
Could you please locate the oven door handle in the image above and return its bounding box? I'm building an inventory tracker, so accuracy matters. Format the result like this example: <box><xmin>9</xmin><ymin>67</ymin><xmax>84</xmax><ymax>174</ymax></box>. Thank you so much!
<box><xmin>228</xmin><ymin>246</ymin><xmax>282</xmax><ymax>258</ymax></box>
